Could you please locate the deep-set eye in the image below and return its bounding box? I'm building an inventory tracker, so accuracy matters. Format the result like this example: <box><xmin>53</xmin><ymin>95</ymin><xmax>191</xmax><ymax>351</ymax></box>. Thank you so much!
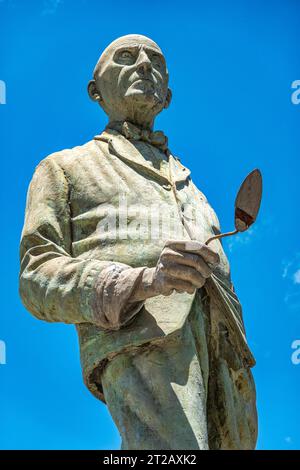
<box><xmin>121</xmin><ymin>50</ymin><xmax>133</xmax><ymax>59</ymax></box>
<box><xmin>115</xmin><ymin>49</ymin><xmax>136</xmax><ymax>65</ymax></box>
<box><xmin>151</xmin><ymin>54</ymin><xmax>164</xmax><ymax>69</ymax></box>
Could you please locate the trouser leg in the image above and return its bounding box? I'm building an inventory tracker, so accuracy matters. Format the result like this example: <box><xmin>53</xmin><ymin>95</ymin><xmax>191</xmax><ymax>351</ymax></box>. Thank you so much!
<box><xmin>101</xmin><ymin>322</ymin><xmax>209</xmax><ymax>450</ymax></box>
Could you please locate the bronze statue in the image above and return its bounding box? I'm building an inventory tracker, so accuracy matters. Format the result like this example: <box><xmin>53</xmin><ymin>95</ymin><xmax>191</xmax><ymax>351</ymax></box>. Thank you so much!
<box><xmin>19</xmin><ymin>34</ymin><xmax>258</xmax><ymax>450</ymax></box>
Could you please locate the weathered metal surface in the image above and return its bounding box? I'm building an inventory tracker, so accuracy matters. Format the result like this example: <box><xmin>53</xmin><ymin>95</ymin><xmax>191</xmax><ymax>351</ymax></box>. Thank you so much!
<box><xmin>235</xmin><ymin>169</ymin><xmax>262</xmax><ymax>232</ymax></box>
<box><xmin>206</xmin><ymin>169</ymin><xmax>262</xmax><ymax>245</ymax></box>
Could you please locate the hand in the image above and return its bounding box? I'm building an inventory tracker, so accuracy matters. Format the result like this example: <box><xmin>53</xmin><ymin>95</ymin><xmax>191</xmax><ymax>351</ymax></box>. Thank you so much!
<box><xmin>131</xmin><ymin>240</ymin><xmax>220</xmax><ymax>301</ymax></box>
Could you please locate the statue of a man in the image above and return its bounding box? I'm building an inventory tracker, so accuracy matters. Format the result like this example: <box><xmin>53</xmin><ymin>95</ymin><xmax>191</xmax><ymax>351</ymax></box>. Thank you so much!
<box><xmin>19</xmin><ymin>34</ymin><xmax>257</xmax><ymax>450</ymax></box>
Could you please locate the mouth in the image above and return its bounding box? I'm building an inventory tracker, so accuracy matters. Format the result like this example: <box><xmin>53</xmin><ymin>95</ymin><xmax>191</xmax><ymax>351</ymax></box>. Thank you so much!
<box><xmin>132</xmin><ymin>77</ymin><xmax>154</xmax><ymax>85</ymax></box>
<box><xmin>127</xmin><ymin>78</ymin><xmax>156</xmax><ymax>94</ymax></box>
<box><xmin>124</xmin><ymin>76</ymin><xmax>160</xmax><ymax>100</ymax></box>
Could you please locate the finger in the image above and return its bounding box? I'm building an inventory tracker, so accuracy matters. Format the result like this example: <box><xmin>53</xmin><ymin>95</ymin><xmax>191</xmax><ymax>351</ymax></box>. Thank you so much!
<box><xmin>185</xmin><ymin>242</ymin><xmax>220</xmax><ymax>265</ymax></box>
<box><xmin>196</xmin><ymin>244</ymin><xmax>220</xmax><ymax>265</ymax></box>
<box><xmin>161</xmin><ymin>248</ymin><xmax>212</xmax><ymax>278</ymax></box>
<box><xmin>163</xmin><ymin>277</ymin><xmax>196</xmax><ymax>295</ymax></box>
<box><xmin>165</xmin><ymin>263</ymin><xmax>206</xmax><ymax>288</ymax></box>
<box><xmin>164</xmin><ymin>240</ymin><xmax>220</xmax><ymax>266</ymax></box>
<box><xmin>164</xmin><ymin>240</ymin><xmax>202</xmax><ymax>252</ymax></box>
<box><xmin>176</xmin><ymin>251</ymin><xmax>213</xmax><ymax>278</ymax></box>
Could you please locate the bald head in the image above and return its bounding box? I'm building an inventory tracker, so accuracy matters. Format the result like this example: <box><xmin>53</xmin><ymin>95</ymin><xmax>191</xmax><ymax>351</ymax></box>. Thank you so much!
<box><xmin>88</xmin><ymin>34</ymin><xmax>172</xmax><ymax>129</ymax></box>
<box><xmin>94</xmin><ymin>34</ymin><xmax>165</xmax><ymax>78</ymax></box>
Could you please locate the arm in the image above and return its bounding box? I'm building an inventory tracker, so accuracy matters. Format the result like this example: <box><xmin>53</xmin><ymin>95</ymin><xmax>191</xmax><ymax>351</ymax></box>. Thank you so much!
<box><xmin>19</xmin><ymin>157</ymin><xmax>146</xmax><ymax>329</ymax></box>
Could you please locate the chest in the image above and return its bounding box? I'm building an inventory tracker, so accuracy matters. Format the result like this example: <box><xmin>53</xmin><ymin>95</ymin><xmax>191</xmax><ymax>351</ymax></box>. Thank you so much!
<box><xmin>66</xmin><ymin>141</ymin><xmax>230</xmax><ymax>278</ymax></box>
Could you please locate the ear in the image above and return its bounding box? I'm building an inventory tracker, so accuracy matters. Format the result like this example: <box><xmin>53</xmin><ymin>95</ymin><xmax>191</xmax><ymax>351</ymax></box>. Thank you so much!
<box><xmin>87</xmin><ymin>79</ymin><xmax>102</xmax><ymax>103</ymax></box>
<box><xmin>164</xmin><ymin>88</ymin><xmax>172</xmax><ymax>109</ymax></box>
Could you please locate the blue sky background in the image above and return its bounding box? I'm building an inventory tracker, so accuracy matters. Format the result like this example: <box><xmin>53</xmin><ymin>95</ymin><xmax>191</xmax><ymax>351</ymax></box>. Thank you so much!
<box><xmin>0</xmin><ymin>0</ymin><xmax>299</xmax><ymax>450</ymax></box>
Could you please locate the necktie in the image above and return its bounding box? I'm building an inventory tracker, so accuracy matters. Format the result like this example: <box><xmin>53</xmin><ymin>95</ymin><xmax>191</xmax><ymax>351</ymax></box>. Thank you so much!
<box><xmin>117</xmin><ymin>121</ymin><xmax>169</xmax><ymax>152</ymax></box>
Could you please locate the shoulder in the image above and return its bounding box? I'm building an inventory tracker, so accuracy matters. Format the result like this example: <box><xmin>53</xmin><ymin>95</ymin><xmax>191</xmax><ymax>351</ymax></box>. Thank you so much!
<box><xmin>31</xmin><ymin>140</ymin><xmax>108</xmax><ymax>187</ymax></box>
<box><xmin>36</xmin><ymin>140</ymin><xmax>100</xmax><ymax>171</ymax></box>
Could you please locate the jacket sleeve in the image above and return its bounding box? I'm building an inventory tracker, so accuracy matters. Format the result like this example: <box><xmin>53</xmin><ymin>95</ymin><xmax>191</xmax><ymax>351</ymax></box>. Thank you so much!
<box><xmin>19</xmin><ymin>156</ymin><xmax>145</xmax><ymax>328</ymax></box>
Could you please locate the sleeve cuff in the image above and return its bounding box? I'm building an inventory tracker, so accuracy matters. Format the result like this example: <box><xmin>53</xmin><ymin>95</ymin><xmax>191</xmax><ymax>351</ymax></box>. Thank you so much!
<box><xmin>88</xmin><ymin>263</ymin><xmax>147</xmax><ymax>330</ymax></box>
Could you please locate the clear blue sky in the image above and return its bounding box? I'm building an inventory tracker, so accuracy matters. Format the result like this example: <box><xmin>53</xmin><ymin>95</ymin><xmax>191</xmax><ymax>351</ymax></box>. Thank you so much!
<box><xmin>0</xmin><ymin>0</ymin><xmax>299</xmax><ymax>450</ymax></box>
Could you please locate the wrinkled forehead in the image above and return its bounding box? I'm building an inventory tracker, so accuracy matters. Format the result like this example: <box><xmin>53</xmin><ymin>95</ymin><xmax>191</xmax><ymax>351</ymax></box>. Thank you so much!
<box><xmin>94</xmin><ymin>34</ymin><xmax>164</xmax><ymax>76</ymax></box>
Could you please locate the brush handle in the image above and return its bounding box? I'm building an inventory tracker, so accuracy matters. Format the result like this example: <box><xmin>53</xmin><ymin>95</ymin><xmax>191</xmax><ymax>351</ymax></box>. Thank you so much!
<box><xmin>205</xmin><ymin>229</ymin><xmax>239</xmax><ymax>245</ymax></box>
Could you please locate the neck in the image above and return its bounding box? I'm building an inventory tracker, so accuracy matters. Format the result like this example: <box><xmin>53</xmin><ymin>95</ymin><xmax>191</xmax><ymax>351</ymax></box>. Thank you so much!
<box><xmin>105</xmin><ymin>97</ymin><xmax>162</xmax><ymax>130</ymax></box>
<box><xmin>107</xmin><ymin>112</ymin><xmax>155</xmax><ymax>130</ymax></box>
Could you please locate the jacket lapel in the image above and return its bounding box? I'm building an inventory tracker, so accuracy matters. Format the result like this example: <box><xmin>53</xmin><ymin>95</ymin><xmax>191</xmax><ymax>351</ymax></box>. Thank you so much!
<box><xmin>95</xmin><ymin>129</ymin><xmax>191</xmax><ymax>187</ymax></box>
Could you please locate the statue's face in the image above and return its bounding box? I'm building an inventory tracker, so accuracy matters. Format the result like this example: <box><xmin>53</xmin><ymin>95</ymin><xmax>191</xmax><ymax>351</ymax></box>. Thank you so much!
<box><xmin>91</xmin><ymin>35</ymin><xmax>170</xmax><ymax>122</ymax></box>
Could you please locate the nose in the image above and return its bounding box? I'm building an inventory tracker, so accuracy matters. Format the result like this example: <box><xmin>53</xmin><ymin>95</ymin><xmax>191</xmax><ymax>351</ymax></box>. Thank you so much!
<box><xmin>136</xmin><ymin>49</ymin><xmax>152</xmax><ymax>75</ymax></box>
